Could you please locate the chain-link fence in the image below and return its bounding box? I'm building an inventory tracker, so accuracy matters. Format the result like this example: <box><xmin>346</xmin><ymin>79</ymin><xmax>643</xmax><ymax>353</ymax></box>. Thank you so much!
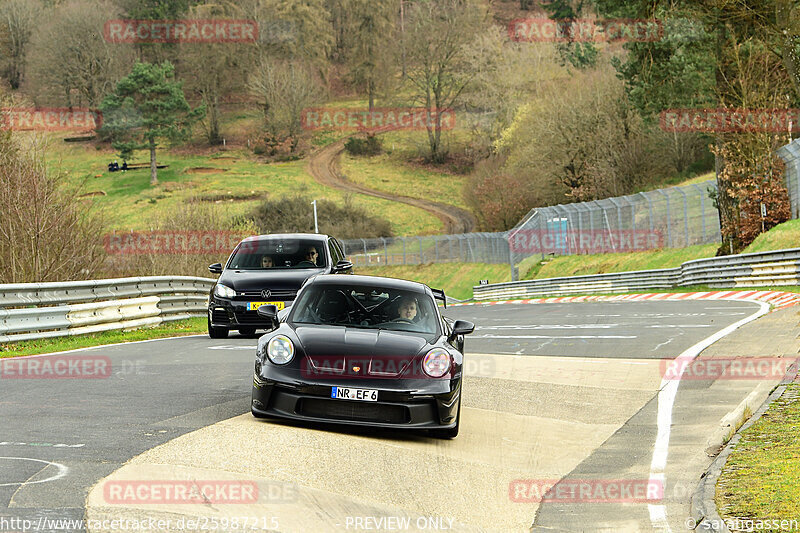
<box><xmin>342</xmin><ymin>180</ymin><xmax>722</xmax><ymax>279</ymax></box>
<box><xmin>778</xmin><ymin>137</ymin><xmax>800</xmax><ymax>219</ymax></box>
<box><xmin>507</xmin><ymin>180</ymin><xmax>722</xmax><ymax>269</ymax></box>
<box><xmin>340</xmin><ymin>233</ymin><xmax>511</xmax><ymax>267</ymax></box>
<box><xmin>342</xmin><ymin>139</ymin><xmax>800</xmax><ymax>280</ymax></box>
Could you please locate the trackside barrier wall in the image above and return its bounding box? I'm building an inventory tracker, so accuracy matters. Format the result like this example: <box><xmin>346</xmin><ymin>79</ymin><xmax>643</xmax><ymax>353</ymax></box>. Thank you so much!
<box><xmin>0</xmin><ymin>276</ymin><xmax>214</xmax><ymax>343</ymax></box>
<box><xmin>473</xmin><ymin>248</ymin><xmax>800</xmax><ymax>300</ymax></box>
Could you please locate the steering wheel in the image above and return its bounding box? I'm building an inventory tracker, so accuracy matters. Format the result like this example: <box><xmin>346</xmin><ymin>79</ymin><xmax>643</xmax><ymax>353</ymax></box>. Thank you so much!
<box><xmin>392</xmin><ymin>318</ymin><xmax>414</xmax><ymax>324</ymax></box>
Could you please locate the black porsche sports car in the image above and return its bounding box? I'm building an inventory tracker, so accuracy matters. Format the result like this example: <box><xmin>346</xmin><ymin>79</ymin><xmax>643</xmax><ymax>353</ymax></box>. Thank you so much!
<box><xmin>207</xmin><ymin>233</ymin><xmax>352</xmax><ymax>338</ymax></box>
<box><xmin>250</xmin><ymin>274</ymin><xmax>475</xmax><ymax>438</ymax></box>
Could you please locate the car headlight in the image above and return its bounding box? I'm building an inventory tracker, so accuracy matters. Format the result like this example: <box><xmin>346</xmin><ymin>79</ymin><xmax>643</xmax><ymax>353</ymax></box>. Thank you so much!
<box><xmin>267</xmin><ymin>335</ymin><xmax>294</xmax><ymax>365</ymax></box>
<box><xmin>422</xmin><ymin>348</ymin><xmax>451</xmax><ymax>378</ymax></box>
<box><xmin>214</xmin><ymin>284</ymin><xmax>236</xmax><ymax>299</ymax></box>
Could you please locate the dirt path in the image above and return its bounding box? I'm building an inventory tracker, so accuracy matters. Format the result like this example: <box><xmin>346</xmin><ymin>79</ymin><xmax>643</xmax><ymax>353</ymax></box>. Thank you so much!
<box><xmin>306</xmin><ymin>140</ymin><xmax>476</xmax><ymax>234</ymax></box>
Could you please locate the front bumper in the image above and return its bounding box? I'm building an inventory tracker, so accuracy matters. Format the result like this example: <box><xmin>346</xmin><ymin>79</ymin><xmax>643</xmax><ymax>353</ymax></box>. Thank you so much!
<box><xmin>208</xmin><ymin>297</ymin><xmax>291</xmax><ymax>329</ymax></box>
<box><xmin>251</xmin><ymin>369</ymin><xmax>460</xmax><ymax>430</ymax></box>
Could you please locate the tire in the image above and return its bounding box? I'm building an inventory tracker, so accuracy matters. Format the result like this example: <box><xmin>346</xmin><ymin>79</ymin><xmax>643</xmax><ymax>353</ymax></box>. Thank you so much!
<box><xmin>431</xmin><ymin>395</ymin><xmax>461</xmax><ymax>439</ymax></box>
<box><xmin>238</xmin><ymin>327</ymin><xmax>257</xmax><ymax>336</ymax></box>
<box><xmin>208</xmin><ymin>316</ymin><xmax>228</xmax><ymax>339</ymax></box>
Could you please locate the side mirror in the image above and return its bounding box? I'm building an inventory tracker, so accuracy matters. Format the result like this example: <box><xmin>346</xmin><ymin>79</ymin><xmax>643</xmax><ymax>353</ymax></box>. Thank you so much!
<box><xmin>208</xmin><ymin>263</ymin><xmax>223</xmax><ymax>274</ymax></box>
<box><xmin>257</xmin><ymin>304</ymin><xmax>279</xmax><ymax>320</ymax></box>
<box><xmin>332</xmin><ymin>260</ymin><xmax>353</xmax><ymax>274</ymax></box>
<box><xmin>451</xmin><ymin>320</ymin><xmax>475</xmax><ymax>336</ymax></box>
<box><xmin>257</xmin><ymin>304</ymin><xmax>279</xmax><ymax>330</ymax></box>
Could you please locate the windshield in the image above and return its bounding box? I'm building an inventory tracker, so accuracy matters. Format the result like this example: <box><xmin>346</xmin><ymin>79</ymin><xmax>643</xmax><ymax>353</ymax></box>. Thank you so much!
<box><xmin>227</xmin><ymin>237</ymin><xmax>327</xmax><ymax>270</ymax></box>
<box><xmin>290</xmin><ymin>284</ymin><xmax>439</xmax><ymax>335</ymax></box>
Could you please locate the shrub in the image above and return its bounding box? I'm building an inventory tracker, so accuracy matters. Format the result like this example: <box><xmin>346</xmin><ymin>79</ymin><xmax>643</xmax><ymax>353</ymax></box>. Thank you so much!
<box><xmin>344</xmin><ymin>135</ymin><xmax>382</xmax><ymax>156</ymax></box>
<box><xmin>249</xmin><ymin>195</ymin><xmax>393</xmax><ymax>240</ymax></box>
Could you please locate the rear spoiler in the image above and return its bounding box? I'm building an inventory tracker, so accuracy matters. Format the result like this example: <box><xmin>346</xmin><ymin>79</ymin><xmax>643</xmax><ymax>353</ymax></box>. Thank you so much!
<box><xmin>431</xmin><ymin>288</ymin><xmax>446</xmax><ymax>308</ymax></box>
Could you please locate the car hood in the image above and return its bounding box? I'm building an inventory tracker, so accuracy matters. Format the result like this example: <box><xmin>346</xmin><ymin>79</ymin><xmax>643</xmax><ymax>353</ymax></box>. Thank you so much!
<box><xmin>218</xmin><ymin>269</ymin><xmax>322</xmax><ymax>292</ymax></box>
<box><xmin>293</xmin><ymin>325</ymin><xmax>436</xmax><ymax>378</ymax></box>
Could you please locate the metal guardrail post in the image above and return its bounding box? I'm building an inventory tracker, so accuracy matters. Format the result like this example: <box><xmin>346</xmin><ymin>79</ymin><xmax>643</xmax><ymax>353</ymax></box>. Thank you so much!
<box><xmin>538</xmin><ymin>211</ymin><xmax>546</xmax><ymax>259</ymax></box>
<box><xmin>656</xmin><ymin>189</ymin><xmax>672</xmax><ymax>247</ymax></box>
<box><xmin>361</xmin><ymin>239</ymin><xmax>368</xmax><ymax>265</ymax></box>
<box><xmin>676</xmin><ymin>186</ymin><xmax>690</xmax><ymax>247</ymax></box>
<box><xmin>403</xmin><ymin>237</ymin><xmax>407</xmax><ymax>265</ymax></box>
<box><xmin>381</xmin><ymin>237</ymin><xmax>388</xmax><ymax>265</ymax></box>
<box><xmin>608</xmin><ymin>197</ymin><xmax>623</xmax><ymax>232</ymax></box>
<box><xmin>638</xmin><ymin>192</ymin><xmax>655</xmax><ymax>232</ymax></box>
<box><xmin>691</xmin><ymin>183</ymin><xmax>707</xmax><ymax>242</ymax></box>
<box><xmin>418</xmin><ymin>237</ymin><xmax>423</xmax><ymax>264</ymax></box>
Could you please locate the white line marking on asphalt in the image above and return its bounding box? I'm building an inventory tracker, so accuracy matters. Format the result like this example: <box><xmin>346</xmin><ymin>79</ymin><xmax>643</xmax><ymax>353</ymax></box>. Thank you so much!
<box><xmin>473</xmin><ymin>334</ymin><xmax>637</xmax><ymax>339</ymax></box>
<box><xmin>0</xmin><ymin>457</ymin><xmax>69</xmax><ymax>487</ymax></box>
<box><xmin>651</xmin><ymin>337</ymin><xmax>675</xmax><ymax>352</ymax></box>
<box><xmin>647</xmin><ymin>300</ymin><xmax>769</xmax><ymax>532</ymax></box>
<box><xmin>477</xmin><ymin>325</ymin><xmax>619</xmax><ymax>330</ymax></box>
<box><xmin>2</xmin><ymin>335</ymin><xmax>207</xmax><ymax>359</ymax></box>
<box><xmin>207</xmin><ymin>345</ymin><xmax>258</xmax><ymax>350</ymax></box>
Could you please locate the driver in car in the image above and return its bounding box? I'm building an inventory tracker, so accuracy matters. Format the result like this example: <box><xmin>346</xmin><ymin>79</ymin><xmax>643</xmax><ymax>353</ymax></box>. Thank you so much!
<box><xmin>260</xmin><ymin>255</ymin><xmax>274</xmax><ymax>268</ymax></box>
<box><xmin>296</xmin><ymin>247</ymin><xmax>319</xmax><ymax>267</ymax></box>
<box><xmin>394</xmin><ymin>296</ymin><xmax>418</xmax><ymax>322</ymax></box>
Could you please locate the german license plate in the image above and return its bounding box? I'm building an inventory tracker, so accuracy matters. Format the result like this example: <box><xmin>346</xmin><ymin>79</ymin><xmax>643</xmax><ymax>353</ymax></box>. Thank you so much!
<box><xmin>247</xmin><ymin>301</ymin><xmax>285</xmax><ymax>311</ymax></box>
<box><xmin>331</xmin><ymin>386</ymin><xmax>378</xmax><ymax>402</ymax></box>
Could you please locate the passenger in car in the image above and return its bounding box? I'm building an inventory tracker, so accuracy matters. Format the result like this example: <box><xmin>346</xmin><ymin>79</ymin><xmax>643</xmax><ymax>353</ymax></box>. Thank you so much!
<box><xmin>260</xmin><ymin>255</ymin><xmax>274</xmax><ymax>268</ymax></box>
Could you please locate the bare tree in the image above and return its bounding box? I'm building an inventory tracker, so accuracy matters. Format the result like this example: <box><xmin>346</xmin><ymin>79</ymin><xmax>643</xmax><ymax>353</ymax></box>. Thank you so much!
<box><xmin>25</xmin><ymin>0</ymin><xmax>134</xmax><ymax>107</ymax></box>
<box><xmin>402</xmin><ymin>0</ymin><xmax>488</xmax><ymax>162</ymax></box>
<box><xmin>0</xmin><ymin>0</ymin><xmax>41</xmax><ymax>89</ymax></box>
<box><xmin>247</xmin><ymin>57</ymin><xmax>326</xmax><ymax>152</ymax></box>
<box><xmin>180</xmin><ymin>1</ymin><xmax>254</xmax><ymax>144</ymax></box>
<box><xmin>497</xmin><ymin>67</ymin><xmax>668</xmax><ymax>202</ymax></box>
<box><xmin>0</xmin><ymin>133</ymin><xmax>104</xmax><ymax>283</ymax></box>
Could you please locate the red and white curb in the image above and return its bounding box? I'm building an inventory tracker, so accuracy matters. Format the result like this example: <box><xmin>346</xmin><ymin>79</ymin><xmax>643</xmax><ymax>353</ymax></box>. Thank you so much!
<box><xmin>455</xmin><ymin>290</ymin><xmax>800</xmax><ymax>310</ymax></box>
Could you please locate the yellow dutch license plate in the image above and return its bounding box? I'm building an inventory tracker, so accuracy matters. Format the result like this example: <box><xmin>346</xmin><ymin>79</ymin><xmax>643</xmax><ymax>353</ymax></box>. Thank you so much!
<box><xmin>248</xmin><ymin>301</ymin><xmax>285</xmax><ymax>311</ymax></box>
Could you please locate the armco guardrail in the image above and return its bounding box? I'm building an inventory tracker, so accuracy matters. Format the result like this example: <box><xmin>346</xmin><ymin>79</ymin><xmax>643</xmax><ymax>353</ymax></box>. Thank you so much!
<box><xmin>0</xmin><ymin>276</ymin><xmax>213</xmax><ymax>343</ymax></box>
<box><xmin>474</xmin><ymin>248</ymin><xmax>800</xmax><ymax>300</ymax></box>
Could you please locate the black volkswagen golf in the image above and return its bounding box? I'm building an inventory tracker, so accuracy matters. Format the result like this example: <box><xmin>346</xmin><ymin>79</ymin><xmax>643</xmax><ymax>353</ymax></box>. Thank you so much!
<box><xmin>207</xmin><ymin>233</ymin><xmax>352</xmax><ymax>338</ymax></box>
<box><xmin>250</xmin><ymin>274</ymin><xmax>475</xmax><ymax>439</ymax></box>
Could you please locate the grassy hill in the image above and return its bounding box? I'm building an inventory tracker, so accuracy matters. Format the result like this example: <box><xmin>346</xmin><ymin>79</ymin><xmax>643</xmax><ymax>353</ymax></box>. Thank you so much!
<box><xmin>45</xmin><ymin>134</ymin><xmax>441</xmax><ymax>236</ymax></box>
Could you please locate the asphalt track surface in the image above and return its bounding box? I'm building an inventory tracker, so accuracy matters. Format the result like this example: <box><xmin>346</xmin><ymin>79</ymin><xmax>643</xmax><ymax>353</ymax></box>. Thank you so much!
<box><xmin>0</xmin><ymin>299</ymin><xmax>764</xmax><ymax>532</ymax></box>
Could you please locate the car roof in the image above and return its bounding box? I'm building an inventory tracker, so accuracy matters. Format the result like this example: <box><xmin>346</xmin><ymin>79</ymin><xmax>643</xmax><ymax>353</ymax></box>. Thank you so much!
<box><xmin>308</xmin><ymin>274</ymin><xmax>431</xmax><ymax>294</ymax></box>
<box><xmin>240</xmin><ymin>233</ymin><xmax>329</xmax><ymax>242</ymax></box>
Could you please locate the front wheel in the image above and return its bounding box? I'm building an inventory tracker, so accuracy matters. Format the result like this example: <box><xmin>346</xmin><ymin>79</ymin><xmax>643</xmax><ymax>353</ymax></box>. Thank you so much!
<box><xmin>208</xmin><ymin>316</ymin><xmax>228</xmax><ymax>339</ymax></box>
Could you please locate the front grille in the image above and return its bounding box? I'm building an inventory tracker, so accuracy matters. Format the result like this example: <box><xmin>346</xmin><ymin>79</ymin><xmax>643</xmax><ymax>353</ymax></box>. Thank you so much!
<box><xmin>298</xmin><ymin>398</ymin><xmax>410</xmax><ymax>424</ymax></box>
<box><xmin>234</xmin><ymin>311</ymin><xmax>267</xmax><ymax>324</ymax></box>
<box><xmin>212</xmin><ymin>308</ymin><xmax>229</xmax><ymax>323</ymax></box>
<box><xmin>237</xmin><ymin>289</ymin><xmax>297</xmax><ymax>299</ymax></box>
